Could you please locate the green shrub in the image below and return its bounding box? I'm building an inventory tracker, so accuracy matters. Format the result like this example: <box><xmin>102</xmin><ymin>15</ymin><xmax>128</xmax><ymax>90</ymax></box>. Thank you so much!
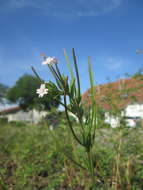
<box><xmin>0</xmin><ymin>117</ymin><xmax>8</xmax><ymax>125</ymax></box>
<box><xmin>1</xmin><ymin>123</ymin><xmax>143</xmax><ymax>189</ymax></box>
<box><xmin>8</xmin><ymin>120</ymin><xmax>27</xmax><ymax>127</ymax></box>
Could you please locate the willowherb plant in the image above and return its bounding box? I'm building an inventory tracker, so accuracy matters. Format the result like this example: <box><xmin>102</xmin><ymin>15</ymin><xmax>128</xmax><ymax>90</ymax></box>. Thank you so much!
<box><xmin>32</xmin><ymin>48</ymin><xmax>99</xmax><ymax>189</ymax></box>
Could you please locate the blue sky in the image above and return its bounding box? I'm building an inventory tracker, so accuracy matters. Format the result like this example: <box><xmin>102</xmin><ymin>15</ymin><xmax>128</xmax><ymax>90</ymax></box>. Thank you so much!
<box><xmin>0</xmin><ymin>0</ymin><xmax>143</xmax><ymax>93</ymax></box>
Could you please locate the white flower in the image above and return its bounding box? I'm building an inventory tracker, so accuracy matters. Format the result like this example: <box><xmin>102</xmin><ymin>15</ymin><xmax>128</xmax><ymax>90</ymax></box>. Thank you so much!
<box><xmin>42</xmin><ymin>57</ymin><xmax>58</xmax><ymax>65</ymax></box>
<box><xmin>36</xmin><ymin>84</ymin><xmax>48</xmax><ymax>98</ymax></box>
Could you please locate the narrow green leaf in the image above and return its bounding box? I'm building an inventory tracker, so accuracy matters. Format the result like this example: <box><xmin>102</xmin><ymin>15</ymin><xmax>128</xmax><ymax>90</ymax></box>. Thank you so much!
<box><xmin>88</xmin><ymin>57</ymin><xmax>97</xmax><ymax>138</ymax></box>
<box><xmin>72</xmin><ymin>48</ymin><xmax>81</xmax><ymax>100</ymax></box>
<box><xmin>48</xmin><ymin>66</ymin><xmax>63</xmax><ymax>90</ymax></box>
<box><xmin>64</xmin><ymin>48</ymin><xmax>74</xmax><ymax>80</ymax></box>
<box><xmin>31</xmin><ymin>66</ymin><xmax>43</xmax><ymax>82</ymax></box>
<box><xmin>88</xmin><ymin>57</ymin><xmax>95</xmax><ymax>102</ymax></box>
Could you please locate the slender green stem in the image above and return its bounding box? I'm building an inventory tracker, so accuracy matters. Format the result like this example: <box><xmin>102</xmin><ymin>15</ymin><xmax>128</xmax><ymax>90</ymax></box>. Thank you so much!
<box><xmin>48</xmin><ymin>125</ymin><xmax>86</xmax><ymax>170</ymax></box>
<box><xmin>48</xmin><ymin>65</ymin><xmax>67</xmax><ymax>91</ymax></box>
<box><xmin>48</xmin><ymin>65</ymin><xmax>61</xmax><ymax>82</ymax></box>
<box><xmin>86</xmin><ymin>149</ymin><xmax>96</xmax><ymax>190</ymax></box>
<box><xmin>63</xmin><ymin>93</ymin><xmax>84</xmax><ymax>147</ymax></box>
<box><xmin>72</xmin><ymin>98</ymin><xmax>85</xmax><ymax>142</ymax></box>
<box><xmin>55</xmin><ymin>64</ymin><xmax>63</xmax><ymax>81</ymax></box>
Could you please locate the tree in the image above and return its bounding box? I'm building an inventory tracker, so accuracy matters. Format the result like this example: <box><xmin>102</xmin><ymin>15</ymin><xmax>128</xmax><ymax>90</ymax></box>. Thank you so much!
<box><xmin>0</xmin><ymin>83</ymin><xmax>9</xmax><ymax>104</ymax></box>
<box><xmin>7</xmin><ymin>74</ymin><xmax>60</xmax><ymax>111</ymax></box>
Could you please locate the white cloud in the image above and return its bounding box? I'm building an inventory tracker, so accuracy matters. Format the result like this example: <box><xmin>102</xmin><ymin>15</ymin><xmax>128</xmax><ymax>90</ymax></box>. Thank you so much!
<box><xmin>76</xmin><ymin>0</ymin><xmax>122</xmax><ymax>17</ymax></box>
<box><xmin>1</xmin><ymin>0</ymin><xmax>123</xmax><ymax>17</ymax></box>
<box><xmin>106</xmin><ymin>57</ymin><xmax>123</xmax><ymax>70</ymax></box>
<box><xmin>98</xmin><ymin>56</ymin><xmax>127</xmax><ymax>70</ymax></box>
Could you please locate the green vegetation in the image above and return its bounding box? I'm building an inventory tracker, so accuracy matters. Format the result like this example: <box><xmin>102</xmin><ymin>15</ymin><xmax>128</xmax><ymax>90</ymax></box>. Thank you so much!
<box><xmin>1</xmin><ymin>50</ymin><xmax>143</xmax><ymax>189</ymax></box>
<box><xmin>7</xmin><ymin>74</ymin><xmax>60</xmax><ymax>111</ymax></box>
<box><xmin>0</xmin><ymin>122</ymin><xmax>143</xmax><ymax>190</ymax></box>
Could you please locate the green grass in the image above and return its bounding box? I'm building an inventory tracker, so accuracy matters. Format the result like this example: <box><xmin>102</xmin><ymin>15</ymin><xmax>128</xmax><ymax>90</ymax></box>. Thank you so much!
<box><xmin>0</xmin><ymin>122</ymin><xmax>143</xmax><ymax>190</ymax></box>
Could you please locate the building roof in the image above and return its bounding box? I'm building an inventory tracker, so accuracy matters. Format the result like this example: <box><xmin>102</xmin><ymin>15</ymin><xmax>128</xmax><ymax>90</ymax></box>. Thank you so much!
<box><xmin>0</xmin><ymin>106</ymin><xmax>22</xmax><ymax>115</ymax></box>
<box><xmin>82</xmin><ymin>76</ymin><xmax>143</xmax><ymax>111</ymax></box>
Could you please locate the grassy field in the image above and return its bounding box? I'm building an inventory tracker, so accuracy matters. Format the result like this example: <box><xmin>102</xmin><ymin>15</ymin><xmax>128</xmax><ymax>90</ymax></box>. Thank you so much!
<box><xmin>0</xmin><ymin>122</ymin><xmax>143</xmax><ymax>190</ymax></box>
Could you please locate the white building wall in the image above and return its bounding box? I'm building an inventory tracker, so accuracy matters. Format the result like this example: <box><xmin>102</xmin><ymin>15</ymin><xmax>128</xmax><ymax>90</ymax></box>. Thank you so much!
<box><xmin>105</xmin><ymin>103</ymin><xmax>143</xmax><ymax>128</ymax></box>
<box><xmin>2</xmin><ymin>103</ymin><xmax>143</xmax><ymax>127</ymax></box>
<box><xmin>6</xmin><ymin>109</ymin><xmax>47</xmax><ymax>124</ymax></box>
<box><xmin>32</xmin><ymin>109</ymin><xmax>47</xmax><ymax>123</ymax></box>
<box><xmin>125</xmin><ymin>104</ymin><xmax>143</xmax><ymax>118</ymax></box>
